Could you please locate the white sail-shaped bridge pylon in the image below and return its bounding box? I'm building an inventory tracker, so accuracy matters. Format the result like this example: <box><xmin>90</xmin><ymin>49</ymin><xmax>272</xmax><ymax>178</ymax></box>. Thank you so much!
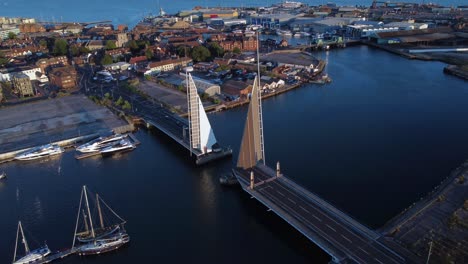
<box><xmin>186</xmin><ymin>72</ymin><xmax>218</xmax><ymax>154</ymax></box>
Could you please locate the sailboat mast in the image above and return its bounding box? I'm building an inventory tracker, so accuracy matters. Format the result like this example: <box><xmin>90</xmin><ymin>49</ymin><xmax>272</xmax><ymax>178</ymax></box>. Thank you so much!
<box><xmin>82</xmin><ymin>210</ymin><xmax>89</xmax><ymax>232</ymax></box>
<box><xmin>13</xmin><ymin>222</ymin><xmax>20</xmax><ymax>262</ymax></box>
<box><xmin>83</xmin><ymin>186</ymin><xmax>96</xmax><ymax>238</ymax></box>
<box><xmin>19</xmin><ymin>221</ymin><xmax>30</xmax><ymax>253</ymax></box>
<box><xmin>72</xmin><ymin>187</ymin><xmax>84</xmax><ymax>249</ymax></box>
<box><xmin>96</xmin><ymin>194</ymin><xmax>105</xmax><ymax>229</ymax></box>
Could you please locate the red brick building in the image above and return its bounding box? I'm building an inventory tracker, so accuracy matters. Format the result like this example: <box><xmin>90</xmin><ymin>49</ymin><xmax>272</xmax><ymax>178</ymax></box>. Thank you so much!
<box><xmin>218</xmin><ymin>36</ymin><xmax>257</xmax><ymax>52</ymax></box>
<box><xmin>49</xmin><ymin>66</ymin><xmax>77</xmax><ymax>90</ymax></box>
<box><xmin>36</xmin><ymin>56</ymin><xmax>69</xmax><ymax>73</ymax></box>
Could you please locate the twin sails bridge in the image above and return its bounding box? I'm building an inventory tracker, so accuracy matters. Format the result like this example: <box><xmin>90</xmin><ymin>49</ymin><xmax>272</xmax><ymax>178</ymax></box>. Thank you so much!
<box><xmin>232</xmin><ymin>75</ymin><xmax>422</xmax><ymax>264</ymax></box>
<box><xmin>141</xmin><ymin>71</ymin><xmax>232</xmax><ymax>165</ymax></box>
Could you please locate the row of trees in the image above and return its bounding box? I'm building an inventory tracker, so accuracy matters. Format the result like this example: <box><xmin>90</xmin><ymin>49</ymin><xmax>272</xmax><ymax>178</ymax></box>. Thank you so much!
<box><xmin>176</xmin><ymin>42</ymin><xmax>240</xmax><ymax>63</ymax></box>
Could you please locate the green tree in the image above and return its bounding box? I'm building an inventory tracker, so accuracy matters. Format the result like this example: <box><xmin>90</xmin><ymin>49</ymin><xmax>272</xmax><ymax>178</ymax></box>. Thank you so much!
<box><xmin>0</xmin><ymin>51</ymin><xmax>8</xmax><ymax>66</ymax></box>
<box><xmin>70</xmin><ymin>46</ymin><xmax>80</xmax><ymax>56</ymax></box>
<box><xmin>191</xmin><ymin>46</ymin><xmax>211</xmax><ymax>62</ymax></box>
<box><xmin>122</xmin><ymin>100</ymin><xmax>132</xmax><ymax>110</ymax></box>
<box><xmin>8</xmin><ymin>32</ymin><xmax>16</xmax><ymax>39</ymax></box>
<box><xmin>101</xmin><ymin>54</ymin><xmax>113</xmax><ymax>65</ymax></box>
<box><xmin>208</xmin><ymin>42</ymin><xmax>224</xmax><ymax>58</ymax></box>
<box><xmin>145</xmin><ymin>49</ymin><xmax>154</xmax><ymax>59</ymax></box>
<box><xmin>115</xmin><ymin>96</ymin><xmax>124</xmax><ymax>106</ymax></box>
<box><xmin>79</xmin><ymin>46</ymin><xmax>90</xmax><ymax>54</ymax></box>
<box><xmin>53</xmin><ymin>38</ymin><xmax>68</xmax><ymax>56</ymax></box>
<box><xmin>177</xmin><ymin>46</ymin><xmax>191</xmax><ymax>57</ymax></box>
<box><xmin>232</xmin><ymin>47</ymin><xmax>241</xmax><ymax>54</ymax></box>
<box><xmin>105</xmin><ymin>40</ymin><xmax>117</xmax><ymax>50</ymax></box>
<box><xmin>127</xmin><ymin>40</ymin><xmax>138</xmax><ymax>52</ymax></box>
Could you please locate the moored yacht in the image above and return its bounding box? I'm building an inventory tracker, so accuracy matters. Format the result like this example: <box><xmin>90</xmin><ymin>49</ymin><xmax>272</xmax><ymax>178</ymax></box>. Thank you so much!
<box><xmin>72</xmin><ymin>186</ymin><xmax>130</xmax><ymax>256</ymax></box>
<box><xmin>100</xmin><ymin>139</ymin><xmax>135</xmax><ymax>155</ymax></box>
<box><xmin>15</xmin><ymin>144</ymin><xmax>64</xmax><ymax>161</ymax></box>
<box><xmin>76</xmin><ymin>134</ymin><xmax>126</xmax><ymax>153</ymax></box>
<box><xmin>13</xmin><ymin>221</ymin><xmax>51</xmax><ymax>264</ymax></box>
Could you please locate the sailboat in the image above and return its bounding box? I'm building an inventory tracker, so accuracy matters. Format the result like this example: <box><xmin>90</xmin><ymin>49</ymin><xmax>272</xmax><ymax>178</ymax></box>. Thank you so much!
<box><xmin>72</xmin><ymin>186</ymin><xmax>129</xmax><ymax>255</ymax></box>
<box><xmin>12</xmin><ymin>221</ymin><xmax>51</xmax><ymax>264</ymax></box>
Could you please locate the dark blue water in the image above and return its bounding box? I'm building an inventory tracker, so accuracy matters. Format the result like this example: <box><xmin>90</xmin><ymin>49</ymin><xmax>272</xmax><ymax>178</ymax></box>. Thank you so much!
<box><xmin>1</xmin><ymin>46</ymin><xmax>467</xmax><ymax>263</ymax></box>
<box><xmin>1</xmin><ymin>0</ymin><xmax>466</xmax><ymax>28</ymax></box>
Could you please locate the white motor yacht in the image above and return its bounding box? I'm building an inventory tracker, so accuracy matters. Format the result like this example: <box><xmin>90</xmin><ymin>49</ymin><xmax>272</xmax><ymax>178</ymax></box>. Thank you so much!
<box><xmin>15</xmin><ymin>144</ymin><xmax>64</xmax><ymax>161</ymax></box>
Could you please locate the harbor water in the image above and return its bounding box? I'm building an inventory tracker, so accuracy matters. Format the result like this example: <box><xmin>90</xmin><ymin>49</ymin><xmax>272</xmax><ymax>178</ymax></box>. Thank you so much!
<box><xmin>1</xmin><ymin>46</ymin><xmax>468</xmax><ymax>263</ymax></box>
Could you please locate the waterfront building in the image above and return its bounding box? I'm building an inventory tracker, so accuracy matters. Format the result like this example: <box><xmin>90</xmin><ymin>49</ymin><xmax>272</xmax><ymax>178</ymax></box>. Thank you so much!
<box><xmin>11</xmin><ymin>72</ymin><xmax>34</xmax><ymax>97</ymax></box>
<box><xmin>370</xmin><ymin>27</ymin><xmax>456</xmax><ymax>45</ymax></box>
<box><xmin>307</xmin><ymin>17</ymin><xmax>361</xmax><ymax>33</ymax></box>
<box><xmin>247</xmin><ymin>13</ymin><xmax>297</xmax><ymax>29</ymax></box>
<box><xmin>180</xmin><ymin>73</ymin><xmax>220</xmax><ymax>96</ymax></box>
<box><xmin>49</xmin><ymin>66</ymin><xmax>77</xmax><ymax>90</ymax></box>
<box><xmin>346</xmin><ymin>21</ymin><xmax>399</xmax><ymax>38</ymax></box>
<box><xmin>385</xmin><ymin>21</ymin><xmax>429</xmax><ymax>30</ymax></box>
<box><xmin>222</xmin><ymin>80</ymin><xmax>251</xmax><ymax>100</ymax></box>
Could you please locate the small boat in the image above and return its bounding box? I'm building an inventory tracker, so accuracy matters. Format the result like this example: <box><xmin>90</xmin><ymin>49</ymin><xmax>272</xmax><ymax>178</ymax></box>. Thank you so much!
<box><xmin>0</xmin><ymin>171</ymin><xmax>6</xmax><ymax>180</ymax></box>
<box><xmin>76</xmin><ymin>134</ymin><xmax>126</xmax><ymax>153</ymax></box>
<box><xmin>13</xmin><ymin>221</ymin><xmax>51</xmax><ymax>264</ymax></box>
<box><xmin>219</xmin><ymin>172</ymin><xmax>239</xmax><ymax>186</ymax></box>
<box><xmin>276</xmin><ymin>29</ymin><xmax>292</xmax><ymax>37</ymax></box>
<box><xmin>72</xmin><ymin>186</ymin><xmax>129</xmax><ymax>256</ymax></box>
<box><xmin>100</xmin><ymin>139</ymin><xmax>135</xmax><ymax>156</ymax></box>
<box><xmin>15</xmin><ymin>144</ymin><xmax>64</xmax><ymax>161</ymax></box>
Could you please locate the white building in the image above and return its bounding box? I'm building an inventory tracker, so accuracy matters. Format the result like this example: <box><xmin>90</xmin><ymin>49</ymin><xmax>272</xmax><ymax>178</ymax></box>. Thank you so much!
<box><xmin>0</xmin><ymin>26</ymin><xmax>20</xmax><ymax>40</ymax></box>
<box><xmin>0</xmin><ymin>67</ymin><xmax>41</xmax><ymax>82</ymax></box>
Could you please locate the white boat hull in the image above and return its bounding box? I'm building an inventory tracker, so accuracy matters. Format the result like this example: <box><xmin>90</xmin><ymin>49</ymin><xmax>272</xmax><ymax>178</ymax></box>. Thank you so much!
<box><xmin>13</xmin><ymin>246</ymin><xmax>51</xmax><ymax>264</ymax></box>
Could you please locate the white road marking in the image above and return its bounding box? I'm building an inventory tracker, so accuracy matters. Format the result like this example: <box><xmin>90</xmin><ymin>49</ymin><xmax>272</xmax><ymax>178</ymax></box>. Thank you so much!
<box><xmin>326</xmin><ymin>224</ymin><xmax>336</xmax><ymax>232</ymax></box>
<box><xmin>277</xmin><ymin>191</ymin><xmax>285</xmax><ymax>196</ymax></box>
<box><xmin>312</xmin><ymin>215</ymin><xmax>322</xmax><ymax>222</ymax></box>
<box><xmin>374</xmin><ymin>258</ymin><xmax>384</xmax><ymax>264</ymax></box>
<box><xmin>341</xmin><ymin>234</ymin><xmax>352</xmax><ymax>243</ymax></box>
<box><xmin>299</xmin><ymin>206</ymin><xmax>310</xmax><ymax>213</ymax></box>
<box><xmin>358</xmin><ymin>247</ymin><xmax>370</xmax><ymax>255</ymax></box>
<box><xmin>287</xmin><ymin>198</ymin><xmax>296</xmax><ymax>204</ymax></box>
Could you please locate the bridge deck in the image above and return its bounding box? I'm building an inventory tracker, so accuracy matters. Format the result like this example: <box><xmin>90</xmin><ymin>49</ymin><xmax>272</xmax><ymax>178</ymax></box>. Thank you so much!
<box><xmin>139</xmin><ymin>100</ymin><xmax>231</xmax><ymax>164</ymax></box>
<box><xmin>234</xmin><ymin>165</ymin><xmax>411</xmax><ymax>264</ymax></box>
